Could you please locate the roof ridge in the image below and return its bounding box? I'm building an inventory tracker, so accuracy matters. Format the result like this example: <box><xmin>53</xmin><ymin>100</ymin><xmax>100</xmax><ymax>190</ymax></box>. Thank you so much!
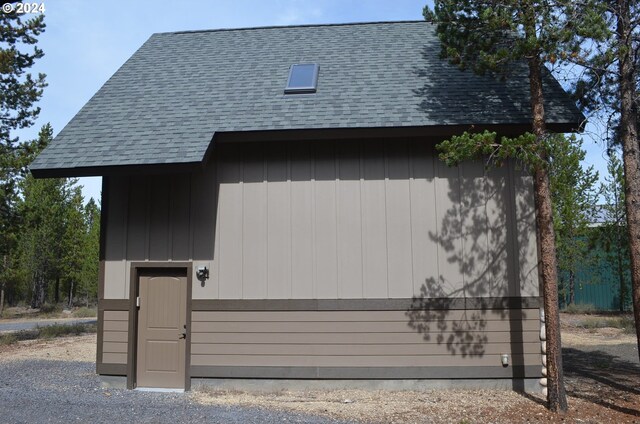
<box><xmin>160</xmin><ymin>20</ymin><xmax>428</xmax><ymax>36</ymax></box>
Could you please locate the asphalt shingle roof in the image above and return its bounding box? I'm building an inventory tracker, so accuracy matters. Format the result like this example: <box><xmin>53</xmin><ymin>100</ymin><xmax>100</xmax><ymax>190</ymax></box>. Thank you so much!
<box><xmin>30</xmin><ymin>21</ymin><xmax>583</xmax><ymax>175</ymax></box>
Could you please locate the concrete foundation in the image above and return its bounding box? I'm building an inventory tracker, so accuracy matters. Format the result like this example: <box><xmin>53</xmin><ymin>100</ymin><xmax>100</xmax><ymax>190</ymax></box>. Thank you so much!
<box><xmin>191</xmin><ymin>378</ymin><xmax>541</xmax><ymax>394</ymax></box>
<box><xmin>99</xmin><ymin>376</ymin><xmax>127</xmax><ymax>389</ymax></box>
<box><xmin>100</xmin><ymin>375</ymin><xmax>540</xmax><ymax>394</ymax></box>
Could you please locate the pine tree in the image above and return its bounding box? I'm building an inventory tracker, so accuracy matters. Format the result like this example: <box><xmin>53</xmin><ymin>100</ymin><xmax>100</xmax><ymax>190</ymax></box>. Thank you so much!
<box><xmin>549</xmin><ymin>135</ymin><xmax>600</xmax><ymax>306</ymax></box>
<box><xmin>79</xmin><ymin>198</ymin><xmax>100</xmax><ymax>305</ymax></box>
<box><xmin>598</xmin><ymin>152</ymin><xmax>630</xmax><ymax>311</ymax></box>
<box><xmin>423</xmin><ymin>0</ymin><xmax>608</xmax><ymax>411</ymax></box>
<box><xmin>18</xmin><ymin>173</ymin><xmax>68</xmax><ymax>308</ymax></box>
<box><xmin>60</xmin><ymin>187</ymin><xmax>86</xmax><ymax>308</ymax></box>
<box><xmin>0</xmin><ymin>8</ymin><xmax>47</xmax><ymax>313</ymax></box>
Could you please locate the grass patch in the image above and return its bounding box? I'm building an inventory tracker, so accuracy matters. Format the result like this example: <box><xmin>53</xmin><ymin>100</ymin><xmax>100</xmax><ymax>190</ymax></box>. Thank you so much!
<box><xmin>576</xmin><ymin>315</ymin><xmax>635</xmax><ymax>333</ymax></box>
<box><xmin>72</xmin><ymin>307</ymin><xmax>96</xmax><ymax>318</ymax></box>
<box><xmin>0</xmin><ymin>333</ymin><xmax>18</xmax><ymax>346</ymax></box>
<box><xmin>0</xmin><ymin>322</ymin><xmax>96</xmax><ymax>346</ymax></box>
<box><xmin>564</xmin><ymin>303</ymin><xmax>598</xmax><ymax>314</ymax></box>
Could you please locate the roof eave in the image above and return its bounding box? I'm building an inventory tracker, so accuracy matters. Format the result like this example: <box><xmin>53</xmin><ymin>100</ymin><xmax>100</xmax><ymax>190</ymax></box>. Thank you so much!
<box><xmin>30</xmin><ymin>160</ymin><xmax>204</xmax><ymax>179</ymax></box>
<box><xmin>30</xmin><ymin>121</ymin><xmax>583</xmax><ymax>178</ymax></box>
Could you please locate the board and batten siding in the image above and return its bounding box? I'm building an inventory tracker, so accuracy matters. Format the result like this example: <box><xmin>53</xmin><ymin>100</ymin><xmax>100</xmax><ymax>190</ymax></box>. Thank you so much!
<box><xmin>102</xmin><ymin>139</ymin><xmax>539</xmax><ymax>301</ymax></box>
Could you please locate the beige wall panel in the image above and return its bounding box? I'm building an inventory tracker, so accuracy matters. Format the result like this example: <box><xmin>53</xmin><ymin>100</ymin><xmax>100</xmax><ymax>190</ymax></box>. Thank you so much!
<box><xmin>103</xmin><ymin>141</ymin><xmax>540</xmax><ymax>302</ymax></box>
<box><xmin>104</xmin><ymin>260</ymin><xmax>127</xmax><ymax>299</ymax></box>
<box><xmin>103</xmin><ymin>342</ymin><xmax>128</xmax><ymax>353</ymax></box>
<box><xmin>217</xmin><ymin>144</ymin><xmax>243</xmax><ymax>299</ymax></box>
<box><xmin>336</xmin><ymin>142</ymin><xmax>364</xmax><ymax>298</ymax></box>
<box><xmin>126</xmin><ymin>177</ymin><xmax>148</xmax><ymax>261</ymax></box>
<box><xmin>434</xmin><ymin>159</ymin><xmax>464</xmax><ymax>297</ymax></box>
<box><xmin>266</xmin><ymin>143</ymin><xmax>292</xmax><ymax>298</ymax></box>
<box><xmin>104</xmin><ymin>320</ymin><xmax>129</xmax><ymax>332</ymax></box>
<box><xmin>361</xmin><ymin>140</ymin><xmax>389</xmax><ymax>298</ymax></box>
<box><xmin>104</xmin><ymin>176</ymin><xmax>128</xmax><ymax>262</ymax></box>
<box><xmin>103</xmin><ymin>310</ymin><xmax>129</xmax><ymax>321</ymax></box>
<box><xmin>290</xmin><ymin>143</ymin><xmax>314</xmax><ymax>298</ymax></box>
<box><xmin>102</xmin><ymin>352</ymin><xmax>128</xmax><ymax>364</ymax></box>
<box><xmin>191</xmin><ymin>330</ymin><xmax>540</xmax><ymax>345</ymax></box>
<box><xmin>485</xmin><ymin>165</ymin><xmax>512</xmax><ymax>297</ymax></box>
<box><xmin>171</xmin><ymin>174</ymin><xmax>191</xmax><ymax>261</ymax></box>
<box><xmin>409</xmin><ymin>142</ymin><xmax>438</xmax><ymax>296</ymax></box>
<box><xmin>124</xmin><ymin>261</ymin><xmax>132</xmax><ymax>299</ymax></box>
<box><xmin>148</xmin><ymin>176</ymin><xmax>170</xmax><ymax>261</ymax></box>
<box><xmin>103</xmin><ymin>331</ymin><xmax>128</xmax><ymax>343</ymax></box>
<box><xmin>191</xmin><ymin>353</ymin><xmax>540</xmax><ymax>367</ymax></box>
<box><xmin>191</xmin><ymin>163</ymin><xmax>216</xmax><ymax>261</ymax></box>
<box><xmin>242</xmin><ymin>145</ymin><xmax>268</xmax><ymax>299</ymax></box>
<box><xmin>208</xmin><ymin>154</ymin><xmax>223</xmax><ymax>299</ymax></box>
<box><xmin>102</xmin><ymin>163</ymin><xmax>130</xmax><ymax>296</ymax></box>
<box><xmin>459</xmin><ymin>160</ymin><xmax>490</xmax><ymax>297</ymax></box>
<box><xmin>313</xmin><ymin>143</ymin><xmax>339</xmax><ymax>298</ymax></box>
<box><xmin>385</xmin><ymin>141</ymin><xmax>414</xmax><ymax>297</ymax></box>
<box><xmin>511</xmin><ymin>164</ymin><xmax>540</xmax><ymax>297</ymax></box>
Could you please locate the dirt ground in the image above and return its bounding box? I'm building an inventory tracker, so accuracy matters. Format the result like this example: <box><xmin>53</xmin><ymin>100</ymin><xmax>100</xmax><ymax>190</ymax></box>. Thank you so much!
<box><xmin>1</xmin><ymin>314</ymin><xmax>638</xmax><ymax>423</ymax></box>
<box><xmin>0</xmin><ymin>333</ymin><xmax>96</xmax><ymax>363</ymax></box>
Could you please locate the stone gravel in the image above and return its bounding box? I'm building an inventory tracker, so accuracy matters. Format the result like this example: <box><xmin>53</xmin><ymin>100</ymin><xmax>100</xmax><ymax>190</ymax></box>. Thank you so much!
<box><xmin>0</xmin><ymin>360</ymin><xmax>352</xmax><ymax>424</ymax></box>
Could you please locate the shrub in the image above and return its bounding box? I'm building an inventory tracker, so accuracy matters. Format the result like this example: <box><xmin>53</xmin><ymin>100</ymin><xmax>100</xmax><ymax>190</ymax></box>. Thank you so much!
<box><xmin>39</xmin><ymin>303</ymin><xmax>63</xmax><ymax>316</ymax></box>
<box><xmin>72</xmin><ymin>307</ymin><xmax>97</xmax><ymax>318</ymax></box>
<box><xmin>563</xmin><ymin>303</ymin><xmax>597</xmax><ymax>314</ymax></box>
<box><xmin>38</xmin><ymin>322</ymin><xmax>97</xmax><ymax>338</ymax></box>
<box><xmin>0</xmin><ymin>333</ymin><xmax>18</xmax><ymax>346</ymax></box>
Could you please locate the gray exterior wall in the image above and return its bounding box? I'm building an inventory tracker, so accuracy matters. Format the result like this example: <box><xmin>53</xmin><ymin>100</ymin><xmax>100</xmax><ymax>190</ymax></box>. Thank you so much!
<box><xmin>102</xmin><ymin>139</ymin><xmax>539</xmax><ymax>301</ymax></box>
<box><xmin>99</xmin><ymin>138</ymin><xmax>541</xmax><ymax>379</ymax></box>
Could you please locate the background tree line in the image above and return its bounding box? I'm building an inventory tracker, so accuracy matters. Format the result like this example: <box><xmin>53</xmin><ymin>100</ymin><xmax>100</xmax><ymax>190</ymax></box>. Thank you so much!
<box><xmin>0</xmin><ymin>6</ymin><xmax>100</xmax><ymax>313</ymax></box>
<box><xmin>549</xmin><ymin>135</ymin><xmax>631</xmax><ymax>312</ymax></box>
<box><xmin>0</xmin><ymin>124</ymin><xmax>100</xmax><ymax>312</ymax></box>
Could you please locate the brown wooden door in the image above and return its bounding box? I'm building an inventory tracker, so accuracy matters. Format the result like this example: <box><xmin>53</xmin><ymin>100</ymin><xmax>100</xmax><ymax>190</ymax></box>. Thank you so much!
<box><xmin>136</xmin><ymin>270</ymin><xmax>187</xmax><ymax>389</ymax></box>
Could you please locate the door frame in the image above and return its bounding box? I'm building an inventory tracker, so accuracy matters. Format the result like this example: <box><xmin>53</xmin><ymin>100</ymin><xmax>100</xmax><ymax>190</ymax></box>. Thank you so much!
<box><xmin>127</xmin><ymin>262</ymin><xmax>192</xmax><ymax>390</ymax></box>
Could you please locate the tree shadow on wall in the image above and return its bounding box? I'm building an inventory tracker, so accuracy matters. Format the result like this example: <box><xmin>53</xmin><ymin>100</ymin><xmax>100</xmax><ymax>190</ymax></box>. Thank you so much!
<box><xmin>405</xmin><ymin>160</ymin><xmax>538</xmax><ymax>385</ymax></box>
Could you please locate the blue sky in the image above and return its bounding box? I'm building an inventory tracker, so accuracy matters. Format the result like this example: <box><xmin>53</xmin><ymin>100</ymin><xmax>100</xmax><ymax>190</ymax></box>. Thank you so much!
<box><xmin>19</xmin><ymin>0</ymin><xmax>610</xmax><ymax>202</ymax></box>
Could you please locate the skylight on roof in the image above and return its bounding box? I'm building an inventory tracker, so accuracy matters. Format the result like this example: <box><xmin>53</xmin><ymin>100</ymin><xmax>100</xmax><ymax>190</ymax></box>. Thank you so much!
<box><xmin>285</xmin><ymin>63</ymin><xmax>319</xmax><ymax>94</ymax></box>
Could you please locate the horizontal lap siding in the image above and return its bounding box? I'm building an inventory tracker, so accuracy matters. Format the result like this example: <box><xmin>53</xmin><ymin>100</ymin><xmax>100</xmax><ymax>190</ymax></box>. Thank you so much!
<box><xmin>102</xmin><ymin>310</ymin><xmax>128</xmax><ymax>365</ymax></box>
<box><xmin>191</xmin><ymin>308</ymin><xmax>540</xmax><ymax>376</ymax></box>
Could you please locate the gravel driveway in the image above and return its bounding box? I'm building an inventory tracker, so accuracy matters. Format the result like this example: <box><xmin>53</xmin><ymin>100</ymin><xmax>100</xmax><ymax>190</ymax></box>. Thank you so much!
<box><xmin>0</xmin><ymin>360</ymin><xmax>352</xmax><ymax>424</ymax></box>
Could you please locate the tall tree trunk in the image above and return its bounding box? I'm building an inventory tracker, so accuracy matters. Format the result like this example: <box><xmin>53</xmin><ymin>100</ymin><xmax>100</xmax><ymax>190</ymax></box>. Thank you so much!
<box><xmin>68</xmin><ymin>280</ymin><xmax>74</xmax><ymax>309</ymax></box>
<box><xmin>31</xmin><ymin>271</ymin><xmax>45</xmax><ymax>309</ymax></box>
<box><xmin>617</xmin><ymin>0</ymin><xmax>640</xmax><ymax>360</ymax></box>
<box><xmin>0</xmin><ymin>255</ymin><xmax>6</xmax><ymax>315</ymax></box>
<box><xmin>0</xmin><ymin>284</ymin><xmax>4</xmax><ymax>316</ymax></box>
<box><xmin>528</xmin><ymin>54</ymin><xmax>568</xmax><ymax>411</ymax></box>
<box><xmin>54</xmin><ymin>276</ymin><xmax>60</xmax><ymax>304</ymax></box>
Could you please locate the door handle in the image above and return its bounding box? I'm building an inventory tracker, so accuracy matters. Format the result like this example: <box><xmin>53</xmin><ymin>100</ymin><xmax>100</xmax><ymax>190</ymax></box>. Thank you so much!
<box><xmin>179</xmin><ymin>332</ymin><xmax>186</xmax><ymax>339</ymax></box>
